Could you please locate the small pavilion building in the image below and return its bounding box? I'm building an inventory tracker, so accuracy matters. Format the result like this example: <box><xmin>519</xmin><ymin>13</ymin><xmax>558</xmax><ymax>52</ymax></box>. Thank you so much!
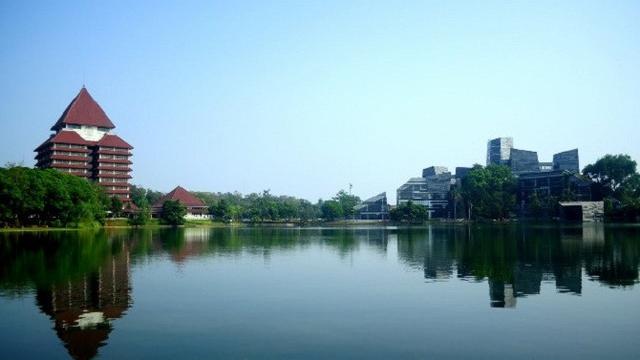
<box><xmin>152</xmin><ymin>186</ymin><xmax>210</xmax><ymax>219</ymax></box>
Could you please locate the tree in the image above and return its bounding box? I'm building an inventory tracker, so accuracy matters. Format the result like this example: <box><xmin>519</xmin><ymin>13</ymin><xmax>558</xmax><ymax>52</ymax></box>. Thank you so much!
<box><xmin>160</xmin><ymin>200</ymin><xmax>186</xmax><ymax>226</ymax></box>
<box><xmin>129</xmin><ymin>204</ymin><xmax>151</xmax><ymax>226</ymax></box>
<box><xmin>333</xmin><ymin>190</ymin><xmax>360</xmax><ymax>219</ymax></box>
<box><xmin>321</xmin><ymin>200</ymin><xmax>343</xmax><ymax>221</ymax></box>
<box><xmin>461</xmin><ymin>164</ymin><xmax>516</xmax><ymax>220</ymax></box>
<box><xmin>210</xmin><ymin>199</ymin><xmax>231</xmax><ymax>221</ymax></box>
<box><xmin>0</xmin><ymin>167</ymin><xmax>105</xmax><ymax>228</ymax></box>
<box><xmin>110</xmin><ymin>197</ymin><xmax>123</xmax><ymax>218</ymax></box>
<box><xmin>389</xmin><ymin>201</ymin><xmax>428</xmax><ymax>224</ymax></box>
<box><xmin>583</xmin><ymin>154</ymin><xmax>637</xmax><ymax>199</ymax></box>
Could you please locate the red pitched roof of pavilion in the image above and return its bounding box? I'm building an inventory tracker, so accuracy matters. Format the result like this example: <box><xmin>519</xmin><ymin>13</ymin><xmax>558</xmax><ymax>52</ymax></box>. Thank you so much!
<box><xmin>96</xmin><ymin>134</ymin><xmax>133</xmax><ymax>149</ymax></box>
<box><xmin>51</xmin><ymin>87</ymin><xmax>115</xmax><ymax>130</ymax></box>
<box><xmin>152</xmin><ymin>186</ymin><xmax>206</xmax><ymax>208</ymax></box>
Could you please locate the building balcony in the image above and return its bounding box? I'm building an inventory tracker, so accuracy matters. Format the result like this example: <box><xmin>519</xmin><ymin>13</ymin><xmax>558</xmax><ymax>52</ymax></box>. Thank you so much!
<box><xmin>51</xmin><ymin>163</ymin><xmax>92</xmax><ymax>170</ymax></box>
<box><xmin>96</xmin><ymin>149</ymin><xmax>133</xmax><ymax>156</ymax></box>
<box><xmin>50</xmin><ymin>154</ymin><xmax>90</xmax><ymax>162</ymax></box>
<box><xmin>97</xmin><ymin>173</ymin><xmax>132</xmax><ymax>179</ymax></box>
<box><xmin>96</xmin><ymin>158</ymin><xmax>132</xmax><ymax>165</ymax></box>
<box><xmin>96</xmin><ymin>165</ymin><xmax>132</xmax><ymax>171</ymax></box>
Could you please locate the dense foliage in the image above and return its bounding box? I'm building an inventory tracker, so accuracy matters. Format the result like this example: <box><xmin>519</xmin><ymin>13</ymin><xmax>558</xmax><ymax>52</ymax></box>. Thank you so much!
<box><xmin>160</xmin><ymin>200</ymin><xmax>186</xmax><ymax>226</ymax></box>
<box><xmin>130</xmin><ymin>184</ymin><xmax>164</xmax><ymax>208</ymax></box>
<box><xmin>389</xmin><ymin>201</ymin><xmax>428</xmax><ymax>224</ymax></box>
<box><xmin>0</xmin><ymin>166</ymin><xmax>107</xmax><ymax>227</ymax></box>
<box><xmin>460</xmin><ymin>165</ymin><xmax>517</xmax><ymax>220</ymax></box>
<box><xmin>198</xmin><ymin>189</ymin><xmax>360</xmax><ymax>223</ymax></box>
<box><xmin>583</xmin><ymin>154</ymin><xmax>640</xmax><ymax>221</ymax></box>
<box><xmin>128</xmin><ymin>204</ymin><xmax>152</xmax><ymax>226</ymax></box>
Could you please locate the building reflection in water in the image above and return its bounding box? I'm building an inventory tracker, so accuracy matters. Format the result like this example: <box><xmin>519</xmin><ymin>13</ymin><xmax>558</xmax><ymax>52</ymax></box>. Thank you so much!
<box><xmin>35</xmin><ymin>241</ymin><xmax>131</xmax><ymax>360</ymax></box>
<box><xmin>396</xmin><ymin>224</ymin><xmax>640</xmax><ymax>308</ymax></box>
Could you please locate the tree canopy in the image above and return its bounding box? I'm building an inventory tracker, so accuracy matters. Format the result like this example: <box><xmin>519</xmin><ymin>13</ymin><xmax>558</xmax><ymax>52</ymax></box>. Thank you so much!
<box><xmin>461</xmin><ymin>165</ymin><xmax>516</xmax><ymax>220</ymax></box>
<box><xmin>160</xmin><ymin>200</ymin><xmax>186</xmax><ymax>226</ymax></box>
<box><xmin>0</xmin><ymin>166</ymin><xmax>106</xmax><ymax>228</ymax></box>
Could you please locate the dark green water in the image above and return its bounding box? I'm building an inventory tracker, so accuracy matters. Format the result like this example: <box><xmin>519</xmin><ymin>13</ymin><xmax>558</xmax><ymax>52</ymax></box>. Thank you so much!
<box><xmin>0</xmin><ymin>225</ymin><xmax>638</xmax><ymax>359</ymax></box>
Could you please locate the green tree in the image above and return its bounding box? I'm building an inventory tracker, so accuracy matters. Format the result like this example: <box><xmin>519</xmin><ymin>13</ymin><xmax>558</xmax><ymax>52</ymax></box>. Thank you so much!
<box><xmin>110</xmin><ymin>196</ymin><xmax>123</xmax><ymax>218</ymax></box>
<box><xmin>389</xmin><ymin>201</ymin><xmax>428</xmax><ymax>224</ymax></box>
<box><xmin>461</xmin><ymin>164</ymin><xmax>516</xmax><ymax>220</ymax></box>
<box><xmin>321</xmin><ymin>200</ymin><xmax>343</xmax><ymax>221</ymax></box>
<box><xmin>129</xmin><ymin>203</ymin><xmax>151</xmax><ymax>226</ymax></box>
<box><xmin>160</xmin><ymin>200</ymin><xmax>186</xmax><ymax>226</ymax></box>
<box><xmin>333</xmin><ymin>190</ymin><xmax>361</xmax><ymax>219</ymax></box>
<box><xmin>583</xmin><ymin>154</ymin><xmax>637</xmax><ymax>199</ymax></box>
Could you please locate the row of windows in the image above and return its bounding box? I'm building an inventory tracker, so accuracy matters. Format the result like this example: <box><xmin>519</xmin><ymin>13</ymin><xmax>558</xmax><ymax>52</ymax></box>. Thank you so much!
<box><xmin>99</xmin><ymin>170</ymin><xmax>129</xmax><ymax>175</ymax></box>
<box><xmin>53</xmin><ymin>151</ymin><xmax>88</xmax><ymax>157</ymax></box>
<box><xmin>54</xmin><ymin>143</ymin><xmax>86</xmax><ymax>150</ymax></box>
<box><xmin>99</xmin><ymin>154</ymin><xmax>129</xmax><ymax>160</ymax></box>
<box><xmin>99</xmin><ymin>177</ymin><xmax>128</xmax><ymax>183</ymax></box>
<box><xmin>52</xmin><ymin>160</ymin><xmax>87</xmax><ymax>166</ymax></box>
<box><xmin>59</xmin><ymin>168</ymin><xmax>87</xmax><ymax>174</ymax></box>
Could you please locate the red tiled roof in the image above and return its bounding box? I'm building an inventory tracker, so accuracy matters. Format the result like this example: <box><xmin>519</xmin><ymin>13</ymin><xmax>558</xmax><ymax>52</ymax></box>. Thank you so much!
<box><xmin>96</xmin><ymin>134</ymin><xmax>133</xmax><ymax>149</ymax></box>
<box><xmin>35</xmin><ymin>131</ymin><xmax>90</xmax><ymax>152</ymax></box>
<box><xmin>51</xmin><ymin>87</ymin><xmax>115</xmax><ymax>130</ymax></box>
<box><xmin>152</xmin><ymin>186</ymin><xmax>206</xmax><ymax>208</ymax></box>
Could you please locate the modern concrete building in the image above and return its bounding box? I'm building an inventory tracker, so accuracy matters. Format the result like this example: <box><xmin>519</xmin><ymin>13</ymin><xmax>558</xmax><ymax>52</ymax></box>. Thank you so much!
<box><xmin>397</xmin><ymin>166</ymin><xmax>452</xmax><ymax>219</ymax></box>
<box><xmin>553</xmin><ymin>149</ymin><xmax>580</xmax><ymax>173</ymax></box>
<box><xmin>509</xmin><ymin>148</ymin><xmax>540</xmax><ymax>174</ymax></box>
<box><xmin>34</xmin><ymin>88</ymin><xmax>133</xmax><ymax>202</ymax></box>
<box><xmin>486</xmin><ymin>137</ymin><xmax>513</xmax><ymax>166</ymax></box>
<box><xmin>151</xmin><ymin>186</ymin><xmax>210</xmax><ymax>219</ymax></box>
<box><xmin>354</xmin><ymin>192</ymin><xmax>389</xmax><ymax>220</ymax></box>
<box><xmin>517</xmin><ymin>170</ymin><xmax>592</xmax><ymax>215</ymax></box>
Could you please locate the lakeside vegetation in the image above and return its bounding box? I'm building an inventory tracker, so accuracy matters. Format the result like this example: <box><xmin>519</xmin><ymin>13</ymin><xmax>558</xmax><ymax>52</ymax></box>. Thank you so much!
<box><xmin>1</xmin><ymin>153</ymin><xmax>639</xmax><ymax>230</ymax></box>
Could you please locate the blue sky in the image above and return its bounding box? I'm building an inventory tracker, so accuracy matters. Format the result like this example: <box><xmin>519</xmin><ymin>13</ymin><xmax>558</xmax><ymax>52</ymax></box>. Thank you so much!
<box><xmin>1</xmin><ymin>1</ymin><xmax>639</xmax><ymax>202</ymax></box>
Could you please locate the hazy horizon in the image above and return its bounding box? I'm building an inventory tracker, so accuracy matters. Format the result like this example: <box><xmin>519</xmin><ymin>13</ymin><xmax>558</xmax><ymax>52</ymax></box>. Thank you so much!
<box><xmin>1</xmin><ymin>1</ymin><xmax>639</xmax><ymax>203</ymax></box>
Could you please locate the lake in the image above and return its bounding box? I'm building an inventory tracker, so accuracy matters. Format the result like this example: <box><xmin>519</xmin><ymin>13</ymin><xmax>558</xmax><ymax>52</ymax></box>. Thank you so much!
<box><xmin>0</xmin><ymin>224</ymin><xmax>638</xmax><ymax>359</ymax></box>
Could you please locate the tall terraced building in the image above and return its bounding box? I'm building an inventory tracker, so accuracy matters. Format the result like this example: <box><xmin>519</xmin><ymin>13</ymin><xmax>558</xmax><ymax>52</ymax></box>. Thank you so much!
<box><xmin>34</xmin><ymin>87</ymin><xmax>133</xmax><ymax>202</ymax></box>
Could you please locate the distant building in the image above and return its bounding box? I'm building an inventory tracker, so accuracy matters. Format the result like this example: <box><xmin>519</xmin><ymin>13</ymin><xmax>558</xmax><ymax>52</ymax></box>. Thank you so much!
<box><xmin>152</xmin><ymin>186</ymin><xmax>210</xmax><ymax>219</ymax></box>
<box><xmin>509</xmin><ymin>148</ymin><xmax>540</xmax><ymax>174</ymax></box>
<box><xmin>354</xmin><ymin>193</ymin><xmax>389</xmax><ymax>220</ymax></box>
<box><xmin>34</xmin><ymin>88</ymin><xmax>133</xmax><ymax>202</ymax></box>
<box><xmin>397</xmin><ymin>166</ymin><xmax>452</xmax><ymax>219</ymax></box>
<box><xmin>486</xmin><ymin>137</ymin><xmax>580</xmax><ymax>176</ymax></box>
<box><xmin>538</xmin><ymin>162</ymin><xmax>554</xmax><ymax>172</ymax></box>
<box><xmin>486</xmin><ymin>137</ymin><xmax>513</xmax><ymax>166</ymax></box>
<box><xmin>517</xmin><ymin>170</ymin><xmax>592</xmax><ymax>215</ymax></box>
<box><xmin>553</xmin><ymin>149</ymin><xmax>579</xmax><ymax>173</ymax></box>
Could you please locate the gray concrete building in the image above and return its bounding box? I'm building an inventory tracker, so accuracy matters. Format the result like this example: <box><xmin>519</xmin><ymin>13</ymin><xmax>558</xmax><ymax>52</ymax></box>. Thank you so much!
<box><xmin>397</xmin><ymin>166</ymin><xmax>452</xmax><ymax>219</ymax></box>
<box><xmin>354</xmin><ymin>192</ymin><xmax>389</xmax><ymax>220</ymax></box>
<box><xmin>486</xmin><ymin>137</ymin><xmax>513</xmax><ymax>166</ymax></box>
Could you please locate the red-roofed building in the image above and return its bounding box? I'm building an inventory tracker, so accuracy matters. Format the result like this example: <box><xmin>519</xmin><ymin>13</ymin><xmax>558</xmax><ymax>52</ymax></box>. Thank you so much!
<box><xmin>35</xmin><ymin>87</ymin><xmax>133</xmax><ymax>202</ymax></box>
<box><xmin>151</xmin><ymin>186</ymin><xmax>210</xmax><ymax>219</ymax></box>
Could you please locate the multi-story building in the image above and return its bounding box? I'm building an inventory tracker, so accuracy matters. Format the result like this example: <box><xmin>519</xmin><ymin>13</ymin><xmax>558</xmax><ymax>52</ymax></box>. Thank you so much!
<box><xmin>397</xmin><ymin>166</ymin><xmax>452</xmax><ymax>219</ymax></box>
<box><xmin>354</xmin><ymin>192</ymin><xmax>389</xmax><ymax>220</ymax></box>
<box><xmin>553</xmin><ymin>149</ymin><xmax>579</xmax><ymax>172</ymax></box>
<box><xmin>509</xmin><ymin>148</ymin><xmax>540</xmax><ymax>174</ymax></box>
<box><xmin>34</xmin><ymin>88</ymin><xmax>133</xmax><ymax>202</ymax></box>
<box><xmin>486</xmin><ymin>137</ymin><xmax>513</xmax><ymax>166</ymax></box>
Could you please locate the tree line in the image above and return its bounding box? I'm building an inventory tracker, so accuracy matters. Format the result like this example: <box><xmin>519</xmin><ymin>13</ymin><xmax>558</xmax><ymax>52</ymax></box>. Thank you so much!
<box><xmin>0</xmin><ymin>166</ymin><xmax>107</xmax><ymax>228</ymax></box>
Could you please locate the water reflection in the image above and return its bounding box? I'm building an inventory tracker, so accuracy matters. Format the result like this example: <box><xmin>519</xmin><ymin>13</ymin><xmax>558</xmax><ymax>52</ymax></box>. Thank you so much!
<box><xmin>395</xmin><ymin>224</ymin><xmax>640</xmax><ymax>307</ymax></box>
<box><xmin>0</xmin><ymin>225</ymin><xmax>639</xmax><ymax>358</ymax></box>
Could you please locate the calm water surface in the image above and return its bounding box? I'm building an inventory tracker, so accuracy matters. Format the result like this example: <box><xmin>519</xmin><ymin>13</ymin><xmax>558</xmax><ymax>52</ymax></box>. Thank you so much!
<box><xmin>0</xmin><ymin>225</ymin><xmax>639</xmax><ymax>359</ymax></box>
